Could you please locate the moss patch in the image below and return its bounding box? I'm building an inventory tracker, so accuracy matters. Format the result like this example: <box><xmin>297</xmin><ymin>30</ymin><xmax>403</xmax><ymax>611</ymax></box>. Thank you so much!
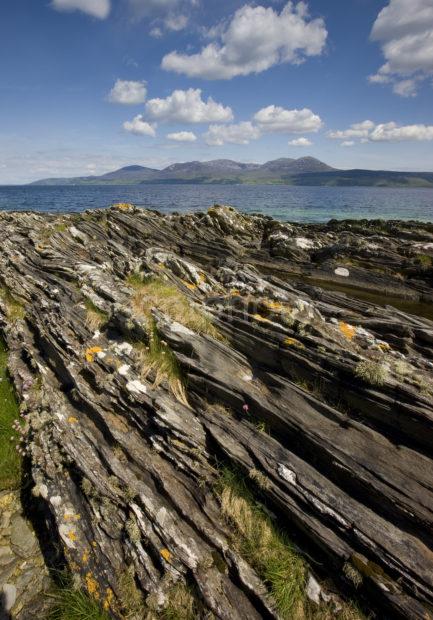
<box><xmin>0</xmin><ymin>338</ymin><xmax>22</xmax><ymax>491</ymax></box>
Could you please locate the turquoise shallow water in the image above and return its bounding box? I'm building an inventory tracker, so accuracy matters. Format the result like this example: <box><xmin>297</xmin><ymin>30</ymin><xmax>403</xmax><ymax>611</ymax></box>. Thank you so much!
<box><xmin>0</xmin><ymin>184</ymin><xmax>432</xmax><ymax>223</ymax></box>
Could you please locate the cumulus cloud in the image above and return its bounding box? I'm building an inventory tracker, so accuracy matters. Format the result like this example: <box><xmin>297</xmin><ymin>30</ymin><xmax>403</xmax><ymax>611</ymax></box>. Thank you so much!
<box><xmin>328</xmin><ymin>120</ymin><xmax>433</xmax><ymax>143</ymax></box>
<box><xmin>51</xmin><ymin>0</ymin><xmax>110</xmax><ymax>19</ymax></box>
<box><xmin>145</xmin><ymin>88</ymin><xmax>233</xmax><ymax>123</ymax></box>
<box><xmin>123</xmin><ymin>115</ymin><xmax>156</xmax><ymax>136</ymax></box>
<box><xmin>162</xmin><ymin>1</ymin><xmax>327</xmax><ymax>79</ymax></box>
<box><xmin>204</xmin><ymin>122</ymin><xmax>262</xmax><ymax>146</ymax></box>
<box><xmin>108</xmin><ymin>80</ymin><xmax>147</xmax><ymax>105</ymax></box>
<box><xmin>369</xmin><ymin>0</ymin><xmax>433</xmax><ymax>96</ymax></box>
<box><xmin>165</xmin><ymin>14</ymin><xmax>189</xmax><ymax>31</ymax></box>
<box><xmin>254</xmin><ymin>105</ymin><xmax>322</xmax><ymax>133</ymax></box>
<box><xmin>327</xmin><ymin>120</ymin><xmax>375</xmax><ymax>140</ymax></box>
<box><xmin>288</xmin><ymin>137</ymin><xmax>312</xmax><ymax>146</ymax></box>
<box><xmin>167</xmin><ymin>131</ymin><xmax>197</xmax><ymax>142</ymax></box>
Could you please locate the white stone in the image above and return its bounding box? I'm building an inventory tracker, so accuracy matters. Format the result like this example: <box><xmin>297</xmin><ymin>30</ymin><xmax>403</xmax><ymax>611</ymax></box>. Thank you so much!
<box><xmin>335</xmin><ymin>267</ymin><xmax>350</xmax><ymax>277</ymax></box>
<box><xmin>59</xmin><ymin>524</ymin><xmax>77</xmax><ymax>549</ymax></box>
<box><xmin>278</xmin><ymin>464</ymin><xmax>297</xmax><ymax>485</ymax></box>
<box><xmin>114</xmin><ymin>341</ymin><xmax>133</xmax><ymax>356</ymax></box>
<box><xmin>2</xmin><ymin>584</ymin><xmax>17</xmax><ymax>612</ymax></box>
<box><xmin>50</xmin><ymin>495</ymin><xmax>62</xmax><ymax>507</ymax></box>
<box><xmin>295</xmin><ymin>237</ymin><xmax>315</xmax><ymax>250</ymax></box>
<box><xmin>118</xmin><ymin>364</ymin><xmax>130</xmax><ymax>376</ymax></box>
<box><xmin>126</xmin><ymin>380</ymin><xmax>147</xmax><ymax>395</ymax></box>
<box><xmin>306</xmin><ymin>573</ymin><xmax>321</xmax><ymax>605</ymax></box>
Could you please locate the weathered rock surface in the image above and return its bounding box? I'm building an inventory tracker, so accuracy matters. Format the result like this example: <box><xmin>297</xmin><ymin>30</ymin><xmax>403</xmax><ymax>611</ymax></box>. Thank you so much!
<box><xmin>0</xmin><ymin>204</ymin><xmax>433</xmax><ymax>619</ymax></box>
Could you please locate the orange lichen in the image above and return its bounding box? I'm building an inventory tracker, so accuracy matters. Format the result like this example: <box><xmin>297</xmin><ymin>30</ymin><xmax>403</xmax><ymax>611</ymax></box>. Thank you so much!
<box><xmin>284</xmin><ymin>337</ymin><xmax>305</xmax><ymax>349</ymax></box>
<box><xmin>160</xmin><ymin>548</ymin><xmax>171</xmax><ymax>562</ymax></box>
<box><xmin>64</xmin><ymin>511</ymin><xmax>81</xmax><ymax>522</ymax></box>
<box><xmin>229</xmin><ymin>289</ymin><xmax>241</xmax><ymax>296</ymax></box>
<box><xmin>181</xmin><ymin>279</ymin><xmax>197</xmax><ymax>290</ymax></box>
<box><xmin>103</xmin><ymin>587</ymin><xmax>114</xmax><ymax>611</ymax></box>
<box><xmin>67</xmin><ymin>416</ymin><xmax>79</xmax><ymax>424</ymax></box>
<box><xmin>264</xmin><ymin>300</ymin><xmax>283</xmax><ymax>311</ymax></box>
<box><xmin>85</xmin><ymin>346</ymin><xmax>103</xmax><ymax>362</ymax></box>
<box><xmin>339</xmin><ymin>321</ymin><xmax>356</xmax><ymax>340</ymax></box>
<box><xmin>377</xmin><ymin>342</ymin><xmax>391</xmax><ymax>351</ymax></box>
<box><xmin>253</xmin><ymin>314</ymin><xmax>272</xmax><ymax>324</ymax></box>
<box><xmin>113</xmin><ymin>202</ymin><xmax>134</xmax><ymax>211</ymax></box>
<box><xmin>85</xmin><ymin>572</ymin><xmax>100</xmax><ymax>599</ymax></box>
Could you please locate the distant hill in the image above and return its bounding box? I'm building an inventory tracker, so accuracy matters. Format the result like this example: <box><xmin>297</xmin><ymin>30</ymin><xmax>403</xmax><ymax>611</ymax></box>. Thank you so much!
<box><xmin>29</xmin><ymin>157</ymin><xmax>433</xmax><ymax>187</ymax></box>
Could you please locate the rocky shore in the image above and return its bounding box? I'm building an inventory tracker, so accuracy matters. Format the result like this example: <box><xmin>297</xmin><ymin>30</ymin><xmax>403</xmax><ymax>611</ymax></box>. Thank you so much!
<box><xmin>0</xmin><ymin>204</ymin><xmax>433</xmax><ymax>620</ymax></box>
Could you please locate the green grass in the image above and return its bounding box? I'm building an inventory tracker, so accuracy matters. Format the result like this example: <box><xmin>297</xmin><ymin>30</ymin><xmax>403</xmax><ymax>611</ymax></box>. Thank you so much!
<box><xmin>0</xmin><ymin>286</ymin><xmax>26</xmax><ymax>322</ymax></box>
<box><xmin>217</xmin><ymin>468</ymin><xmax>366</xmax><ymax>620</ymax></box>
<box><xmin>0</xmin><ymin>338</ymin><xmax>22</xmax><ymax>491</ymax></box>
<box><xmin>84</xmin><ymin>298</ymin><xmax>109</xmax><ymax>331</ymax></box>
<box><xmin>217</xmin><ymin>468</ymin><xmax>307</xmax><ymax>618</ymax></box>
<box><xmin>47</xmin><ymin>584</ymin><xmax>111</xmax><ymax>620</ymax></box>
<box><xmin>354</xmin><ymin>360</ymin><xmax>389</xmax><ymax>386</ymax></box>
<box><xmin>128</xmin><ymin>276</ymin><xmax>222</xmax><ymax>340</ymax></box>
<box><xmin>136</xmin><ymin>317</ymin><xmax>188</xmax><ymax>405</ymax></box>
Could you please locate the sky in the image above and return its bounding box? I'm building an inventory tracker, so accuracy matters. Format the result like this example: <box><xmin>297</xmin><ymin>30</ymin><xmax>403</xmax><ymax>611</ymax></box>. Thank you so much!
<box><xmin>0</xmin><ymin>0</ymin><xmax>433</xmax><ymax>183</ymax></box>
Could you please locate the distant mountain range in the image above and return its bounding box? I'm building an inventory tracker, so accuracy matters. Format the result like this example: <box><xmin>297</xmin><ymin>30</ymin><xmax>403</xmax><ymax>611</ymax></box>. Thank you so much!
<box><xmin>30</xmin><ymin>157</ymin><xmax>433</xmax><ymax>188</ymax></box>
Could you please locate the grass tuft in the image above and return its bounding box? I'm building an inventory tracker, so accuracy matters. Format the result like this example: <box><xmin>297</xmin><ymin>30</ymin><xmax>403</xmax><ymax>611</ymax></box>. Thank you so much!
<box><xmin>0</xmin><ymin>286</ymin><xmax>26</xmax><ymax>322</ymax></box>
<box><xmin>161</xmin><ymin>584</ymin><xmax>197</xmax><ymax>620</ymax></box>
<box><xmin>354</xmin><ymin>360</ymin><xmax>389</xmax><ymax>386</ymax></box>
<box><xmin>137</xmin><ymin>318</ymin><xmax>188</xmax><ymax>405</ymax></box>
<box><xmin>217</xmin><ymin>468</ymin><xmax>306</xmax><ymax>618</ymax></box>
<box><xmin>84</xmin><ymin>299</ymin><xmax>109</xmax><ymax>332</ymax></box>
<box><xmin>217</xmin><ymin>468</ymin><xmax>367</xmax><ymax>620</ymax></box>
<box><xmin>0</xmin><ymin>338</ymin><xmax>22</xmax><ymax>491</ymax></box>
<box><xmin>47</xmin><ymin>578</ymin><xmax>111</xmax><ymax>620</ymax></box>
<box><xmin>128</xmin><ymin>276</ymin><xmax>221</xmax><ymax>340</ymax></box>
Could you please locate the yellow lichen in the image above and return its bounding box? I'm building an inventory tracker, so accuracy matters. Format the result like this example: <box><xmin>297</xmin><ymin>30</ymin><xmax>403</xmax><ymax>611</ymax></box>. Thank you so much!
<box><xmin>284</xmin><ymin>337</ymin><xmax>305</xmax><ymax>349</ymax></box>
<box><xmin>181</xmin><ymin>280</ymin><xmax>197</xmax><ymax>291</ymax></box>
<box><xmin>85</xmin><ymin>572</ymin><xmax>100</xmax><ymax>599</ymax></box>
<box><xmin>339</xmin><ymin>321</ymin><xmax>356</xmax><ymax>340</ymax></box>
<box><xmin>67</xmin><ymin>530</ymin><xmax>77</xmax><ymax>542</ymax></box>
<box><xmin>85</xmin><ymin>346</ymin><xmax>103</xmax><ymax>363</ymax></box>
<box><xmin>67</xmin><ymin>416</ymin><xmax>79</xmax><ymax>424</ymax></box>
<box><xmin>264</xmin><ymin>300</ymin><xmax>283</xmax><ymax>311</ymax></box>
<box><xmin>252</xmin><ymin>314</ymin><xmax>272</xmax><ymax>324</ymax></box>
<box><xmin>160</xmin><ymin>548</ymin><xmax>171</xmax><ymax>562</ymax></box>
<box><xmin>103</xmin><ymin>587</ymin><xmax>114</xmax><ymax>610</ymax></box>
<box><xmin>113</xmin><ymin>202</ymin><xmax>134</xmax><ymax>211</ymax></box>
<box><xmin>82</xmin><ymin>549</ymin><xmax>90</xmax><ymax>564</ymax></box>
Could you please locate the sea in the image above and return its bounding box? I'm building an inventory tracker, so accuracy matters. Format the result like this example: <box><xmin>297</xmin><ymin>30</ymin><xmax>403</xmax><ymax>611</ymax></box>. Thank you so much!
<box><xmin>0</xmin><ymin>184</ymin><xmax>432</xmax><ymax>223</ymax></box>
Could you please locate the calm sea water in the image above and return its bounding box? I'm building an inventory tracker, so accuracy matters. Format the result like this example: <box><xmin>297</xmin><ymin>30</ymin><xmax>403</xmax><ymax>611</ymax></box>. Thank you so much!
<box><xmin>0</xmin><ymin>184</ymin><xmax>432</xmax><ymax>223</ymax></box>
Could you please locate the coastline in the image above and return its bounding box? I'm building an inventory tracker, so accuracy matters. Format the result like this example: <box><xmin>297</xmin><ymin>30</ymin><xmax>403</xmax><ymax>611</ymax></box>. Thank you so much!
<box><xmin>1</xmin><ymin>204</ymin><xmax>433</xmax><ymax>618</ymax></box>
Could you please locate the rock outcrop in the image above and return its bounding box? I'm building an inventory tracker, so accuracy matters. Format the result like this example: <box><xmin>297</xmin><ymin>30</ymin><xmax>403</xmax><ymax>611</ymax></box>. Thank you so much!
<box><xmin>0</xmin><ymin>204</ymin><xmax>432</xmax><ymax>619</ymax></box>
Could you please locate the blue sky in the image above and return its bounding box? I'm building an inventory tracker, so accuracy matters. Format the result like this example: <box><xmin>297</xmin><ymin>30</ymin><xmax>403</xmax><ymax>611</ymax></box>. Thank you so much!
<box><xmin>1</xmin><ymin>0</ymin><xmax>433</xmax><ymax>183</ymax></box>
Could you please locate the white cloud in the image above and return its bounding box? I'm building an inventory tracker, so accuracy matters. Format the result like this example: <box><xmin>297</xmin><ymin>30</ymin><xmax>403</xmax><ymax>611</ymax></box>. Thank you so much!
<box><xmin>369</xmin><ymin>0</ymin><xmax>433</xmax><ymax>96</ymax></box>
<box><xmin>127</xmin><ymin>0</ymin><xmax>190</xmax><ymax>21</ymax></box>
<box><xmin>288</xmin><ymin>137</ymin><xmax>312</xmax><ymax>146</ymax></box>
<box><xmin>51</xmin><ymin>0</ymin><xmax>110</xmax><ymax>19</ymax></box>
<box><xmin>328</xmin><ymin>120</ymin><xmax>375</xmax><ymax>140</ymax></box>
<box><xmin>167</xmin><ymin>131</ymin><xmax>197</xmax><ymax>142</ymax></box>
<box><xmin>254</xmin><ymin>105</ymin><xmax>322</xmax><ymax>133</ymax></box>
<box><xmin>108</xmin><ymin>80</ymin><xmax>147</xmax><ymax>105</ymax></box>
<box><xmin>204</xmin><ymin>122</ymin><xmax>261</xmax><ymax>146</ymax></box>
<box><xmin>328</xmin><ymin>120</ymin><xmax>433</xmax><ymax>143</ymax></box>
<box><xmin>165</xmin><ymin>14</ymin><xmax>188</xmax><ymax>31</ymax></box>
<box><xmin>145</xmin><ymin>88</ymin><xmax>233</xmax><ymax>123</ymax></box>
<box><xmin>369</xmin><ymin>122</ymin><xmax>433</xmax><ymax>142</ymax></box>
<box><xmin>123</xmin><ymin>115</ymin><xmax>157</xmax><ymax>136</ymax></box>
<box><xmin>162</xmin><ymin>2</ymin><xmax>327</xmax><ymax>79</ymax></box>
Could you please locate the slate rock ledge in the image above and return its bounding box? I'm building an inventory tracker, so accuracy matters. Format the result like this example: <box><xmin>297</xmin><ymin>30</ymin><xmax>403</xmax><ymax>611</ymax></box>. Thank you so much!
<box><xmin>1</xmin><ymin>204</ymin><xmax>433</xmax><ymax>619</ymax></box>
